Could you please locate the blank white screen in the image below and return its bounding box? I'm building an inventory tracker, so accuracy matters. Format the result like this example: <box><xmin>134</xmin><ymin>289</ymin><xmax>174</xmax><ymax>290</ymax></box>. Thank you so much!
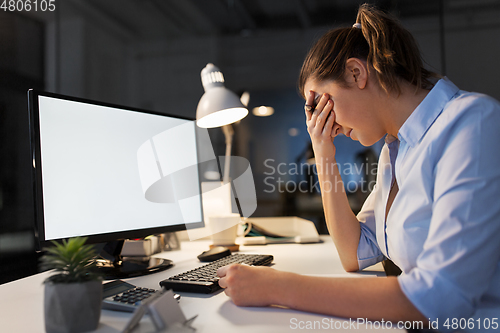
<box><xmin>37</xmin><ymin>96</ymin><xmax>202</xmax><ymax>240</ymax></box>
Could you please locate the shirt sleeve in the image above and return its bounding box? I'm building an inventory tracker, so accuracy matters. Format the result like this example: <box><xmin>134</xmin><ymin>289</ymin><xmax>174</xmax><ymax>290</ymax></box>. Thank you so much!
<box><xmin>398</xmin><ymin>96</ymin><xmax>500</xmax><ymax>328</ymax></box>
<box><xmin>356</xmin><ymin>185</ymin><xmax>385</xmax><ymax>270</ymax></box>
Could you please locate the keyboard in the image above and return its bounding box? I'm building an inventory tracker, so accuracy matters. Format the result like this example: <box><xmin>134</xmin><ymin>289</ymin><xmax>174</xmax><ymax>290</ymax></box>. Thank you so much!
<box><xmin>159</xmin><ymin>253</ymin><xmax>274</xmax><ymax>293</ymax></box>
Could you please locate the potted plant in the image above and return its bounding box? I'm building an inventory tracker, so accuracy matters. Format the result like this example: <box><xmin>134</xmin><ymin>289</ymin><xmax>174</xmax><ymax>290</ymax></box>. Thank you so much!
<box><xmin>41</xmin><ymin>237</ymin><xmax>102</xmax><ymax>333</ymax></box>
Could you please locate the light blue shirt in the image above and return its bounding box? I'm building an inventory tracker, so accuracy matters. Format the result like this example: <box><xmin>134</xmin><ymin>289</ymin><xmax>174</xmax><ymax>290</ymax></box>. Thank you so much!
<box><xmin>356</xmin><ymin>78</ymin><xmax>500</xmax><ymax>332</ymax></box>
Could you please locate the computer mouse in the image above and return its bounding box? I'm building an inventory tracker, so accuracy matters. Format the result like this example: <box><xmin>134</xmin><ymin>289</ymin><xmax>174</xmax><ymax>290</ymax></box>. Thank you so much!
<box><xmin>197</xmin><ymin>246</ymin><xmax>231</xmax><ymax>262</ymax></box>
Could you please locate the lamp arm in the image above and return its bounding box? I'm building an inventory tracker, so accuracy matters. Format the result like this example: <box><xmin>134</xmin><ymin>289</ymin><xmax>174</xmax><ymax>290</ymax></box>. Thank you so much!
<box><xmin>222</xmin><ymin>124</ymin><xmax>234</xmax><ymax>184</ymax></box>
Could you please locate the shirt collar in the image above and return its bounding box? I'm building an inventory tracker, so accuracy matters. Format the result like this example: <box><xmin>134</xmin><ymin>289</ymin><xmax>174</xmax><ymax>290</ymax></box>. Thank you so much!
<box><xmin>398</xmin><ymin>77</ymin><xmax>460</xmax><ymax>147</ymax></box>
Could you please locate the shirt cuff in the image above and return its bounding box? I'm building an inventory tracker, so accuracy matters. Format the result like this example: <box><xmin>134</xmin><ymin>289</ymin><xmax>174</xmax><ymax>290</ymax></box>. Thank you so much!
<box><xmin>357</xmin><ymin>254</ymin><xmax>385</xmax><ymax>271</ymax></box>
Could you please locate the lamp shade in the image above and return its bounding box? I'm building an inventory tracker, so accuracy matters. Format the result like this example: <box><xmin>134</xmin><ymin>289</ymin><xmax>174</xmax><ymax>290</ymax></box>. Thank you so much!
<box><xmin>196</xmin><ymin>63</ymin><xmax>248</xmax><ymax>128</ymax></box>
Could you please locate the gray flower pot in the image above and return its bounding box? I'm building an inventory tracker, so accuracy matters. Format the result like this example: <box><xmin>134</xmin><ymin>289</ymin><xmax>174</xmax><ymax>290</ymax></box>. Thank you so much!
<box><xmin>44</xmin><ymin>280</ymin><xmax>102</xmax><ymax>333</ymax></box>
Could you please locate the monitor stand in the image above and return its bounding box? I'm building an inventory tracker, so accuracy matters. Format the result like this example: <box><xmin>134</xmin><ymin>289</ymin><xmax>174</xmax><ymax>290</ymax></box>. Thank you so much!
<box><xmin>95</xmin><ymin>240</ymin><xmax>173</xmax><ymax>280</ymax></box>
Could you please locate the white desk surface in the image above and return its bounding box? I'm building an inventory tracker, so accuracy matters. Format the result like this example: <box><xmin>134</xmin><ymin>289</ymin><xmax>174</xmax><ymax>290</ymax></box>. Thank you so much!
<box><xmin>1</xmin><ymin>235</ymin><xmax>395</xmax><ymax>333</ymax></box>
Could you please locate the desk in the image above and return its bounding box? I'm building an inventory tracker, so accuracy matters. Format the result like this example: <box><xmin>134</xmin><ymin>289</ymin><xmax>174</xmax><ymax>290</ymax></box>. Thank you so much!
<box><xmin>0</xmin><ymin>236</ymin><xmax>397</xmax><ymax>333</ymax></box>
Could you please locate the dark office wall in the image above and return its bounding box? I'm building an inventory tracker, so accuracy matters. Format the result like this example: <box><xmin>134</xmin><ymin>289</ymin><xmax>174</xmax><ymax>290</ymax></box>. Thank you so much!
<box><xmin>44</xmin><ymin>4</ymin><xmax>130</xmax><ymax>106</ymax></box>
<box><xmin>0</xmin><ymin>12</ymin><xmax>44</xmax><ymax>284</ymax></box>
<box><xmin>406</xmin><ymin>10</ymin><xmax>500</xmax><ymax>100</ymax></box>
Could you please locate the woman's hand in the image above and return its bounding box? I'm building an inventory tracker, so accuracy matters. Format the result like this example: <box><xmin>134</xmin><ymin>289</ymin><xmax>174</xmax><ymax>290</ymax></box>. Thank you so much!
<box><xmin>305</xmin><ymin>91</ymin><xmax>341</xmax><ymax>160</ymax></box>
<box><xmin>217</xmin><ymin>264</ymin><xmax>284</xmax><ymax>307</ymax></box>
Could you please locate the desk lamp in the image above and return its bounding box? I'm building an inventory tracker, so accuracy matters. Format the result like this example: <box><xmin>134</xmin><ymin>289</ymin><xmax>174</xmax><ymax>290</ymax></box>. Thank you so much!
<box><xmin>196</xmin><ymin>63</ymin><xmax>248</xmax><ymax>184</ymax></box>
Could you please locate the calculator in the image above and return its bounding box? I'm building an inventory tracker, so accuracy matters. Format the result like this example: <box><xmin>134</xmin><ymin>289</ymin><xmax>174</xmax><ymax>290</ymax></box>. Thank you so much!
<box><xmin>102</xmin><ymin>280</ymin><xmax>180</xmax><ymax>312</ymax></box>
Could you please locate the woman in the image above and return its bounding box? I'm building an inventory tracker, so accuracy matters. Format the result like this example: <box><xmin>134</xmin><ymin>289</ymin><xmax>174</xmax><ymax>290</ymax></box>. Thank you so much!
<box><xmin>217</xmin><ymin>4</ymin><xmax>500</xmax><ymax>329</ymax></box>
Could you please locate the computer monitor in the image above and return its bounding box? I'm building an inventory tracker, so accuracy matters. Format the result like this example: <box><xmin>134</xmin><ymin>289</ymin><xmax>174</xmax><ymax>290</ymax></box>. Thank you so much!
<box><xmin>27</xmin><ymin>90</ymin><xmax>205</xmax><ymax>278</ymax></box>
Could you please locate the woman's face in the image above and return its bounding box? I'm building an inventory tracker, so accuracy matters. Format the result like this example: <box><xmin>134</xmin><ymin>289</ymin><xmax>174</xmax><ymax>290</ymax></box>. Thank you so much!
<box><xmin>303</xmin><ymin>78</ymin><xmax>386</xmax><ymax>147</ymax></box>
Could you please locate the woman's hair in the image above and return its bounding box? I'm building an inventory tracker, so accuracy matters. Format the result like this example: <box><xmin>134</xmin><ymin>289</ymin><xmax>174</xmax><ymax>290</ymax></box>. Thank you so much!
<box><xmin>298</xmin><ymin>3</ymin><xmax>438</xmax><ymax>97</ymax></box>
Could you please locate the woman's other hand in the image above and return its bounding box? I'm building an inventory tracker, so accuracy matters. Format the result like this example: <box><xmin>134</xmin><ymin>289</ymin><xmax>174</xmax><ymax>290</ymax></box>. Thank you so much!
<box><xmin>217</xmin><ymin>264</ymin><xmax>285</xmax><ymax>307</ymax></box>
